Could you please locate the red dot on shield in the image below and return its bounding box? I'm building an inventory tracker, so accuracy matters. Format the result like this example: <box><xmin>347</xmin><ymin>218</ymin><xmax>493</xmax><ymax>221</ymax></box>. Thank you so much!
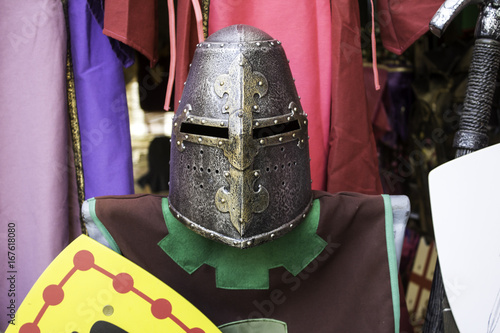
<box><xmin>73</xmin><ymin>250</ymin><xmax>94</xmax><ymax>271</ymax></box>
<box><xmin>113</xmin><ymin>273</ymin><xmax>134</xmax><ymax>293</ymax></box>
<box><xmin>43</xmin><ymin>284</ymin><xmax>64</xmax><ymax>306</ymax></box>
<box><xmin>151</xmin><ymin>298</ymin><xmax>172</xmax><ymax>319</ymax></box>
<box><xmin>19</xmin><ymin>323</ymin><xmax>40</xmax><ymax>333</ymax></box>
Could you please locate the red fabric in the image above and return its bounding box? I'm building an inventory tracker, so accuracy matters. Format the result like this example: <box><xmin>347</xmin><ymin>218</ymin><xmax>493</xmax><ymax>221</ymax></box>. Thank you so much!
<box><xmin>378</xmin><ymin>0</ymin><xmax>444</xmax><ymax>55</ymax></box>
<box><xmin>328</xmin><ymin>0</ymin><xmax>383</xmax><ymax>194</ymax></box>
<box><xmin>364</xmin><ymin>66</ymin><xmax>392</xmax><ymax>140</ymax></box>
<box><xmin>173</xmin><ymin>0</ymin><xmax>202</xmax><ymax>111</ymax></box>
<box><xmin>207</xmin><ymin>0</ymin><xmax>332</xmax><ymax>191</ymax></box>
<box><xmin>103</xmin><ymin>0</ymin><xmax>159</xmax><ymax>66</ymax></box>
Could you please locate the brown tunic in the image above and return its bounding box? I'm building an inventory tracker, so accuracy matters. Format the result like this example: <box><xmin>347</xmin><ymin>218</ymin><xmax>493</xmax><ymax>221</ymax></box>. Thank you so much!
<box><xmin>88</xmin><ymin>190</ymin><xmax>400</xmax><ymax>332</ymax></box>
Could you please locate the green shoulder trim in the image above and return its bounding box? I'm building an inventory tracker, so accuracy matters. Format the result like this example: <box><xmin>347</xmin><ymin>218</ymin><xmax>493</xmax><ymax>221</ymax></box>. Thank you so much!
<box><xmin>219</xmin><ymin>318</ymin><xmax>288</xmax><ymax>333</ymax></box>
<box><xmin>382</xmin><ymin>194</ymin><xmax>401</xmax><ymax>333</ymax></box>
<box><xmin>88</xmin><ymin>198</ymin><xmax>121</xmax><ymax>254</ymax></box>
<box><xmin>158</xmin><ymin>198</ymin><xmax>326</xmax><ymax>290</ymax></box>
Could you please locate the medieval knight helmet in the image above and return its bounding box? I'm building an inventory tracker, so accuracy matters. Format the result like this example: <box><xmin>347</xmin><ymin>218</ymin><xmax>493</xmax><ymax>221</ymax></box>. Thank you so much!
<box><xmin>169</xmin><ymin>24</ymin><xmax>313</xmax><ymax>249</ymax></box>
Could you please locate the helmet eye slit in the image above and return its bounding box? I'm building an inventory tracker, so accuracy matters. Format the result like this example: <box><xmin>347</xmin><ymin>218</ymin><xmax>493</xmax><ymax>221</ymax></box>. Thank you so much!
<box><xmin>180</xmin><ymin>122</ymin><xmax>229</xmax><ymax>139</ymax></box>
<box><xmin>253</xmin><ymin>120</ymin><xmax>300</xmax><ymax>139</ymax></box>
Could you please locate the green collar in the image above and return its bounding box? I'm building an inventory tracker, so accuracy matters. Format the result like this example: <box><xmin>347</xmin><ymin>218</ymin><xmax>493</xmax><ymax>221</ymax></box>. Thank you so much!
<box><xmin>158</xmin><ymin>198</ymin><xmax>326</xmax><ymax>290</ymax></box>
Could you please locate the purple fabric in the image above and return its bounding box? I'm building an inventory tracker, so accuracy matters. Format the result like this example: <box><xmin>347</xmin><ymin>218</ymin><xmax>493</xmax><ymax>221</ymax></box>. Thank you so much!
<box><xmin>382</xmin><ymin>70</ymin><xmax>414</xmax><ymax>148</ymax></box>
<box><xmin>0</xmin><ymin>1</ymin><xmax>81</xmax><ymax>331</ymax></box>
<box><xmin>68</xmin><ymin>0</ymin><xmax>135</xmax><ymax>199</ymax></box>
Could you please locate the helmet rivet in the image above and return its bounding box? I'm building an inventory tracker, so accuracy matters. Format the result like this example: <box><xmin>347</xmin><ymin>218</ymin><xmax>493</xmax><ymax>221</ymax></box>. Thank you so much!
<box><xmin>302</xmin><ymin>214</ymin><xmax>306</xmax><ymax>218</ymax></box>
<box><xmin>304</xmin><ymin>120</ymin><xmax>307</xmax><ymax>125</ymax></box>
<box><xmin>220</xmin><ymin>43</ymin><xmax>224</xmax><ymax>47</ymax></box>
<box><xmin>293</xmin><ymin>78</ymin><xmax>296</xmax><ymax>82</ymax></box>
<box><xmin>184</xmin><ymin>135</ymin><xmax>189</xmax><ymax>139</ymax></box>
<box><xmin>183</xmin><ymin>108</ymin><xmax>187</xmax><ymax>113</ymax></box>
<box><xmin>287</xmin><ymin>117</ymin><xmax>291</xmax><ymax>121</ymax></box>
<box><xmin>221</xmin><ymin>198</ymin><xmax>226</xmax><ymax>203</ymax></box>
<box><xmin>305</xmin><ymin>113</ymin><xmax>308</xmax><ymax>117</ymax></box>
<box><xmin>289</xmin><ymin>224</ymin><xmax>293</xmax><ymax>228</ymax></box>
<box><xmin>234</xmin><ymin>241</ymin><xmax>238</xmax><ymax>245</ymax></box>
<box><xmin>253</xmin><ymin>105</ymin><xmax>259</xmax><ymax>110</ymax></box>
<box><xmin>184</xmin><ymin>81</ymin><xmax>186</xmax><ymax>86</ymax></box>
<box><xmin>189</xmin><ymin>63</ymin><xmax>192</xmax><ymax>67</ymax></box>
<box><xmin>239</xmin><ymin>218</ymin><xmax>243</xmax><ymax>222</ymax></box>
<box><xmin>176</xmin><ymin>141</ymin><xmax>181</xmax><ymax>145</ymax></box>
<box><xmin>210</xmin><ymin>233</ymin><xmax>214</xmax><ymax>238</ymax></box>
<box><xmin>270</xmin><ymin>42</ymin><xmax>274</xmax><ymax>46</ymax></box>
<box><xmin>256</xmin><ymin>42</ymin><xmax>261</xmax><ymax>46</ymax></box>
<box><xmin>277</xmin><ymin>41</ymin><xmax>281</xmax><ymax>45</ymax></box>
<box><xmin>176</xmin><ymin>214</ymin><xmax>180</xmax><ymax>219</ymax></box>
<box><xmin>220</xmin><ymin>81</ymin><xmax>224</xmax><ymax>86</ymax></box>
<box><xmin>292</xmin><ymin>133</ymin><xmax>296</xmax><ymax>138</ymax></box>
<box><xmin>224</xmin><ymin>171</ymin><xmax>230</xmax><ymax>177</ymax></box>
<box><xmin>238</xmin><ymin>111</ymin><xmax>243</xmax><ymax>118</ymax></box>
<box><xmin>224</xmin><ymin>105</ymin><xmax>229</xmax><ymax>110</ymax></box>
<box><xmin>299</xmin><ymin>96</ymin><xmax>301</xmax><ymax>99</ymax></box>
<box><xmin>279</xmin><ymin>137</ymin><xmax>283</xmax><ymax>142</ymax></box>
<box><xmin>271</xmin><ymin>233</ymin><xmax>275</xmax><ymax>238</ymax></box>
<box><xmin>174</xmin><ymin>122</ymin><xmax>178</xmax><ymax>127</ymax></box>
<box><xmin>301</xmin><ymin>139</ymin><xmax>304</xmax><ymax>143</ymax></box>
<box><xmin>179</xmin><ymin>100</ymin><xmax>181</xmax><ymax>103</ymax></box>
<box><xmin>201</xmin><ymin>119</ymin><xmax>206</xmax><ymax>124</ymax></box>
<box><xmin>255</xmin><ymin>121</ymin><xmax>260</xmax><ymax>126</ymax></box>
<box><xmin>274</xmin><ymin>120</ymin><xmax>278</xmax><ymax>124</ymax></box>
<box><xmin>259</xmin><ymin>139</ymin><xmax>265</xmax><ymax>145</ymax></box>
<box><xmin>254</xmin><ymin>171</ymin><xmax>259</xmax><ymax>177</ymax></box>
<box><xmin>293</xmin><ymin>107</ymin><xmax>297</xmax><ymax>112</ymax></box>
<box><xmin>238</xmin><ymin>43</ymin><xmax>243</xmax><ymax>47</ymax></box>
<box><xmin>218</xmin><ymin>141</ymin><xmax>223</xmax><ymax>146</ymax></box>
<box><xmin>258</xmin><ymin>81</ymin><xmax>263</xmax><ymax>86</ymax></box>
<box><xmin>207</xmin><ymin>43</ymin><xmax>211</xmax><ymax>47</ymax></box>
<box><xmin>247</xmin><ymin>240</ymin><xmax>252</xmax><ymax>246</ymax></box>
<box><xmin>220</xmin><ymin>122</ymin><xmax>225</xmax><ymax>126</ymax></box>
<box><xmin>198</xmin><ymin>137</ymin><xmax>202</xmax><ymax>142</ymax></box>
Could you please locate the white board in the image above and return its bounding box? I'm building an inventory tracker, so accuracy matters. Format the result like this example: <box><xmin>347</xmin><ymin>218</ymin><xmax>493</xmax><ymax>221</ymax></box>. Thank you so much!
<box><xmin>429</xmin><ymin>142</ymin><xmax>500</xmax><ymax>333</ymax></box>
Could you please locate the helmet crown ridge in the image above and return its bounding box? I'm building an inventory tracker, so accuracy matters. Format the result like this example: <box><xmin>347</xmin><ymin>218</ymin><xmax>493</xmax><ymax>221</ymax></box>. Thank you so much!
<box><xmin>168</xmin><ymin>24</ymin><xmax>313</xmax><ymax>248</ymax></box>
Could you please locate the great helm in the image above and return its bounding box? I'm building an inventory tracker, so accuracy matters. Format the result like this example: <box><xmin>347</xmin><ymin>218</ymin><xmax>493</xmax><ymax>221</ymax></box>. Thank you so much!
<box><xmin>169</xmin><ymin>24</ymin><xmax>312</xmax><ymax>249</ymax></box>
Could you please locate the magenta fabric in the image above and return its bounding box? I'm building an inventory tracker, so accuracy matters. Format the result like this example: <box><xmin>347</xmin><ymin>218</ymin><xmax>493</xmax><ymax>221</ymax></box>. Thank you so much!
<box><xmin>68</xmin><ymin>0</ymin><xmax>135</xmax><ymax>199</ymax></box>
<box><xmin>208</xmin><ymin>0</ymin><xmax>332</xmax><ymax>191</ymax></box>
<box><xmin>0</xmin><ymin>1</ymin><xmax>81</xmax><ymax>331</ymax></box>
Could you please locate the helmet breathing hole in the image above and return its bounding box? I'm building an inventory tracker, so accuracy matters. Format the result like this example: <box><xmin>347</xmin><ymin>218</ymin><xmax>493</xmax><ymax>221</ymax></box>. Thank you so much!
<box><xmin>200</xmin><ymin>167</ymin><xmax>204</xmax><ymax>172</ymax></box>
<box><xmin>200</xmin><ymin>184</ymin><xmax>204</xmax><ymax>189</ymax></box>
<box><xmin>187</xmin><ymin>165</ymin><xmax>191</xmax><ymax>169</ymax></box>
<box><xmin>200</xmin><ymin>150</ymin><xmax>204</xmax><ymax>154</ymax></box>
<box><xmin>274</xmin><ymin>165</ymin><xmax>278</xmax><ymax>171</ymax></box>
<box><xmin>215</xmin><ymin>169</ymin><xmax>219</xmax><ymax>174</ymax></box>
<box><xmin>288</xmin><ymin>162</ymin><xmax>291</xmax><ymax>167</ymax></box>
<box><xmin>207</xmin><ymin>168</ymin><xmax>211</xmax><ymax>173</ymax></box>
<box><xmin>193</xmin><ymin>166</ymin><xmax>197</xmax><ymax>171</ymax></box>
<box><xmin>282</xmin><ymin>181</ymin><xmax>286</xmax><ymax>186</ymax></box>
<box><xmin>281</xmin><ymin>147</ymin><xmax>285</xmax><ymax>152</ymax></box>
<box><xmin>281</xmin><ymin>164</ymin><xmax>285</xmax><ymax>169</ymax></box>
<box><xmin>266</xmin><ymin>167</ymin><xmax>270</xmax><ymax>172</ymax></box>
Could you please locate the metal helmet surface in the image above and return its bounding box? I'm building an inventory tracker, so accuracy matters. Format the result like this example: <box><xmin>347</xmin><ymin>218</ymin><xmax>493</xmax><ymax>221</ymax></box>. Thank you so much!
<box><xmin>169</xmin><ymin>24</ymin><xmax>313</xmax><ymax>249</ymax></box>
